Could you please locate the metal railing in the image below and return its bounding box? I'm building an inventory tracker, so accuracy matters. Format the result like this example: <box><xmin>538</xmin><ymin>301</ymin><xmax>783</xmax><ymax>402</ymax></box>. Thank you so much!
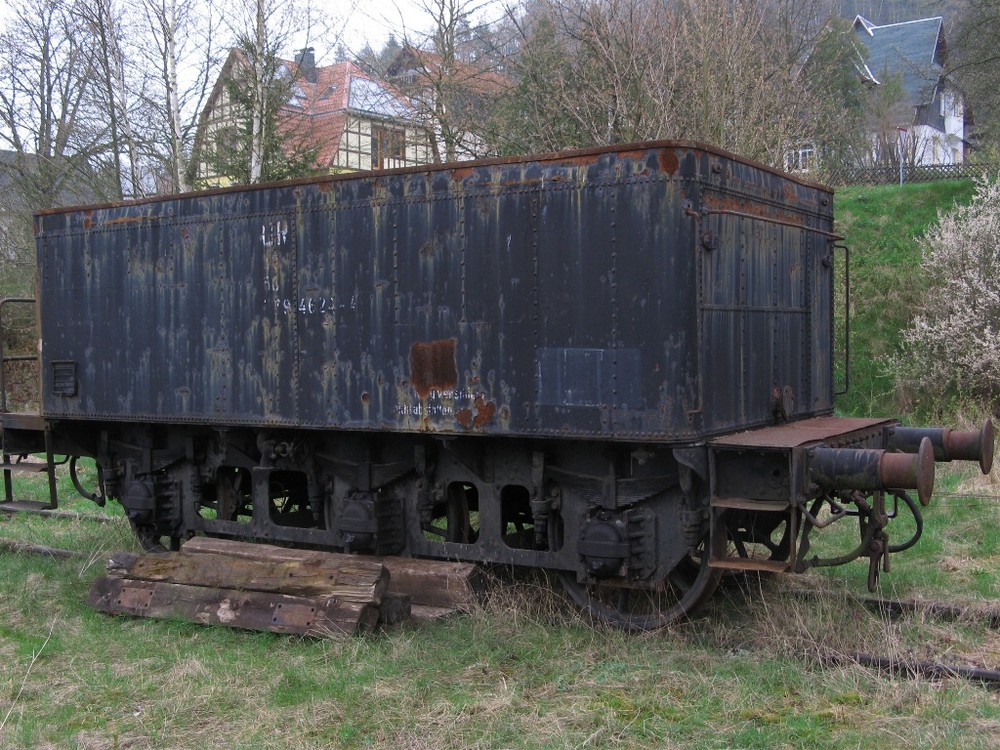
<box><xmin>0</xmin><ymin>297</ymin><xmax>38</xmax><ymax>413</ymax></box>
<box><xmin>821</xmin><ymin>162</ymin><xmax>998</xmax><ymax>187</ymax></box>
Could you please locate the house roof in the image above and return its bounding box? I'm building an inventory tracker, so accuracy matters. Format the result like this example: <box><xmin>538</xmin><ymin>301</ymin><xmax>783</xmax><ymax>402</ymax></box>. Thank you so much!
<box><xmin>280</xmin><ymin>58</ymin><xmax>418</xmax><ymax>166</ymax></box>
<box><xmin>386</xmin><ymin>46</ymin><xmax>511</xmax><ymax>96</ymax></box>
<box><xmin>284</xmin><ymin>59</ymin><xmax>414</xmax><ymax>120</ymax></box>
<box><xmin>853</xmin><ymin>15</ymin><xmax>945</xmax><ymax>106</ymax></box>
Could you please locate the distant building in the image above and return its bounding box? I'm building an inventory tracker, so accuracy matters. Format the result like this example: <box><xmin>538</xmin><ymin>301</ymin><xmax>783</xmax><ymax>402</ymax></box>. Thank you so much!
<box><xmin>193</xmin><ymin>48</ymin><xmax>433</xmax><ymax>185</ymax></box>
<box><xmin>853</xmin><ymin>15</ymin><xmax>968</xmax><ymax>165</ymax></box>
<box><xmin>0</xmin><ymin>151</ymin><xmax>101</xmax><ymax>212</ymax></box>
<box><xmin>1</xmin><ymin>150</ymin><xmax>102</xmax><ymax>262</ymax></box>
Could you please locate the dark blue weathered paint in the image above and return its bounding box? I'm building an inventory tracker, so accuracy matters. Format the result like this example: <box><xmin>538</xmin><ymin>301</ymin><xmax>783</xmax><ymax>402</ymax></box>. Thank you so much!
<box><xmin>35</xmin><ymin>141</ymin><xmax>835</xmax><ymax>442</ymax></box>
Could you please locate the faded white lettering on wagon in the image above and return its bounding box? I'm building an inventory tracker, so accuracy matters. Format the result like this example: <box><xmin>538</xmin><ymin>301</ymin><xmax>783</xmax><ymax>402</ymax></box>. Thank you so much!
<box><xmin>261</xmin><ymin>220</ymin><xmax>289</xmax><ymax>248</ymax></box>
<box><xmin>264</xmin><ymin>277</ymin><xmax>360</xmax><ymax>319</ymax></box>
<box><xmin>395</xmin><ymin>388</ymin><xmax>477</xmax><ymax>417</ymax></box>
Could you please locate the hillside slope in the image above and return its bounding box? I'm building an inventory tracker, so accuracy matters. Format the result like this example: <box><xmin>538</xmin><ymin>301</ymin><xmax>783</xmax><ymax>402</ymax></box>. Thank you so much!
<box><xmin>833</xmin><ymin>179</ymin><xmax>977</xmax><ymax>419</ymax></box>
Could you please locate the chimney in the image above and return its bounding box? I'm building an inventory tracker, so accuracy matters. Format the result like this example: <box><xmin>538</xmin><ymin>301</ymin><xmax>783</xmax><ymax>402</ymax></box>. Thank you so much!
<box><xmin>295</xmin><ymin>47</ymin><xmax>317</xmax><ymax>83</ymax></box>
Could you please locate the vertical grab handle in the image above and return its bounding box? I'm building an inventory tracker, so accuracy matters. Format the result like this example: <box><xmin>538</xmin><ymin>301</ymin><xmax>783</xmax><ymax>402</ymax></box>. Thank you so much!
<box><xmin>834</xmin><ymin>244</ymin><xmax>850</xmax><ymax>397</ymax></box>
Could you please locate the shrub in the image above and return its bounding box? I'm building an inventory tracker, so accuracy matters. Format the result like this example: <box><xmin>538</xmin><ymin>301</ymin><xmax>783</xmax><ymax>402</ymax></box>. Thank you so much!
<box><xmin>891</xmin><ymin>175</ymin><xmax>1000</xmax><ymax>412</ymax></box>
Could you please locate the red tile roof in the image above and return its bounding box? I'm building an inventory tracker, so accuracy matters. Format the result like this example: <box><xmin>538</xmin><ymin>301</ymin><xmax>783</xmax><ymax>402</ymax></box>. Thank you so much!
<box><xmin>278</xmin><ymin>59</ymin><xmax>416</xmax><ymax>167</ymax></box>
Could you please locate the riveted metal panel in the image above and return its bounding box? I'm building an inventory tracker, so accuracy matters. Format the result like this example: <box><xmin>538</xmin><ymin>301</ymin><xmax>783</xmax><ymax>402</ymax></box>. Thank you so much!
<box><xmin>35</xmin><ymin>141</ymin><xmax>835</xmax><ymax>442</ymax></box>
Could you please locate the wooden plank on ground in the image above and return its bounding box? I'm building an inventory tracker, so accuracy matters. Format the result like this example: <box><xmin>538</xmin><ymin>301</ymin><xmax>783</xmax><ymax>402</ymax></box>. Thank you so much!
<box><xmin>379</xmin><ymin>557</ymin><xmax>481</xmax><ymax>611</ymax></box>
<box><xmin>180</xmin><ymin>537</ymin><xmax>337</xmax><ymax>564</ymax></box>
<box><xmin>88</xmin><ymin>575</ymin><xmax>379</xmax><ymax>636</ymax></box>
<box><xmin>120</xmin><ymin>549</ymin><xmax>388</xmax><ymax>604</ymax></box>
<box><xmin>180</xmin><ymin>537</ymin><xmax>481</xmax><ymax>610</ymax></box>
<box><xmin>377</xmin><ymin>592</ymin><xmax>412</xmax><ymax>626</ymax></box>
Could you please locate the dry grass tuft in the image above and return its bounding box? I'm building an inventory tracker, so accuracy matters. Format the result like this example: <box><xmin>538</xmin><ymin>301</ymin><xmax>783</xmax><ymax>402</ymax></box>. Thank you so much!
<box><xmin>472</xmin><ymin>567</ymin><xmax>588</xmax><ymax>632</ymax></box>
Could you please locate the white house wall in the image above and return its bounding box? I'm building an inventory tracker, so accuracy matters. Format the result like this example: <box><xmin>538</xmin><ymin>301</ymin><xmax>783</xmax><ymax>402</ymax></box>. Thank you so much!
<box><xmin>333</xmin><ymin>116</ymin><xmax>433</xmax><ymax>172</ymax></box>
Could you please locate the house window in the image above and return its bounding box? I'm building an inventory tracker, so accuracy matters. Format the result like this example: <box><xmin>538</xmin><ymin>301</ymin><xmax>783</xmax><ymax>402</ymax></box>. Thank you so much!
<box><xmin>372</xmin><ymin>126</ymin><xmax>407</xmax><ymax>169</ymax></box>
<box><xmin>786</xmin><ymin>145</ymin><xmax>815</xmax><ymax>173</ymax></box>
<box><xmin>337</xmin><ymin>117</ymin><xmax>370</xmax><ymax>170</ymax></box>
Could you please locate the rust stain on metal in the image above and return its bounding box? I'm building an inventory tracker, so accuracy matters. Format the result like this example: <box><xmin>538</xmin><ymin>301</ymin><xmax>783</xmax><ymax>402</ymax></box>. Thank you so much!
<box><xmin>451</xmin><ymin>167</ymin><xmax>477</xmax><ymax>182</ymax></box>
<box><xmin>101</xmin><ymin>215</ymin><xmax>153</xmax><ymax>227</ymax></box>
<box><xmin>783</xmin><ymin>181</ymin><xmax>812</xmax><ymax>208</ymax></box>
<box><xmin>659</xmin><ymin>150</ymin><xmax>680</xmax><ymax>174</ymax></box>
<box><xmin>409</xmin><ymin>339</ymin><xmax>458</xmax><ymax>400</ymax></box>
<box><xmin>472</xmin><ymin>395</ymin><xmax>497</xmax><ymax>427</ymax></box>
<box><xmin>702</xmin><ymin>192</ymin><xmax>810</xmax><ymax>227</ymax></box>
<box><xmin>456</xmin><ymin>394</ymin><xmax>497</xmax><ymax>430</ymax></box>
<box><xmin>614</xmin><ymin>148</ymin><xmax>649</xmax><ymax>163</ymax></box>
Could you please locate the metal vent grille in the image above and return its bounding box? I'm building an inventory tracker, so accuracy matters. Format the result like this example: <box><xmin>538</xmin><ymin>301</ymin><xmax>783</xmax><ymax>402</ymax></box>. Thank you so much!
<box><xmin>51</xmin><ymin>360</ymin><xmax>77</xmax><ymax>396</ymax></box>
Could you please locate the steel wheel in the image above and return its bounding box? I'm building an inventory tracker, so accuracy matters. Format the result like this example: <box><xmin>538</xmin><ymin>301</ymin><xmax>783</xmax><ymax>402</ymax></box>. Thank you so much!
<box><xmin>557</xmin><ymin>529</ymin><xmax>723</xmax><ymax>631</ymax></box>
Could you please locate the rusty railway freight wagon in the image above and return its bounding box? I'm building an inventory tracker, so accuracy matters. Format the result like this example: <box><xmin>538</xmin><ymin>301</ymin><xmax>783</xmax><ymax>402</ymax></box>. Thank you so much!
<box><xmin>10</xmin><ymin>141</ymin><xmax>994</xmax><ymax>628</ymax></box>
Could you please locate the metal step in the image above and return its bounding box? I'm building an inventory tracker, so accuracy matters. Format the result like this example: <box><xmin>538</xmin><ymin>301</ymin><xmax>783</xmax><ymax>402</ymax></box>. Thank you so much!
<box><xmin>0</xmin><ymin>459</ymin><xmax>52</xmax><ymax>473</ymax></box>
<box><xmin>711</xmin><ymin>497</ymin><xmax>791</xmax><ymax>512</ymax></box>
<box><xmin>2</xmin><ymin>415</ymin><xmax>59</xmax><ymax>509</ymax></box>
<box><xmin>710</xmin><ymin>495</ymin><xmax>797</xmax><ymax>575</ymax></box>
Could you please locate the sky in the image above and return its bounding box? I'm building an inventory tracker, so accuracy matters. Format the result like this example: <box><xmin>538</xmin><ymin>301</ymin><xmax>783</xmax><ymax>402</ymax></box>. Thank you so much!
<box><xmin>0</xmin><ymin>0</ymin><xmax>510</xmax><ymax>56</ymax></box>
<box><xmin>326</xmin><ymin>0</ymin><xmax>509</xmax><ymax>56</ymax></box>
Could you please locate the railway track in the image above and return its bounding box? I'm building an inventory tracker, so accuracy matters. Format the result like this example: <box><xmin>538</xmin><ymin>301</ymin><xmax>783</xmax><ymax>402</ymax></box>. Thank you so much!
<box><xmin>2</xmin><ymin>532</ymin><xmax>998</xmax><ymax>689</ymax></box>
<box><xmin>822</xmin><ymin>651</ymin><xmax>1000</xmax><ymax>689</ymax></box>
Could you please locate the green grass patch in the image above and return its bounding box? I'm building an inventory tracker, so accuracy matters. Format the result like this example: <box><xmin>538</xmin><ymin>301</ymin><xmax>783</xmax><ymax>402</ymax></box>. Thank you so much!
<box><xmin>3</xmin><ymin>468</ymin><xmax>1000</xmax><ymax>749</ymax></box>
<box><xmin>833</xmin><ymin>180</ymin><xmax>978</xmax><ymax>419</ymax></box>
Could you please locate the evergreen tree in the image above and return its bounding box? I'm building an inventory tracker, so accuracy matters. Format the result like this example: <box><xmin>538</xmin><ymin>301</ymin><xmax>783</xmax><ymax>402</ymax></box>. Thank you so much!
<box><xmin>205</xmin><ymin>43</ymin><xmax>319</xmax><ymax>184</ymax></box>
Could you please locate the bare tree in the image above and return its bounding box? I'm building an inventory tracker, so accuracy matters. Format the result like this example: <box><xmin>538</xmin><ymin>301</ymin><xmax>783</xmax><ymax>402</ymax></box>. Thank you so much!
<box><xmin>391</xmin><ymin>0</ymin><xmax>515</xmax><ymax>161</ymax></box>
<box><xmin>74</xmin><ymin>0</ymin><xmax>145</xmax><ymax>199</ymax></box>
<box><xmin>797</xmin><ymin>17</ymin><xmax>870</xmax><ymax>172</ymax></box>
<box><xmin>949</xmin><ymin>0</ymin><xmax>1000</xmax><ymax>152</ymax></box>
<box><xmin>0</xmin><ymin>0</ymin><xmax>118</xmax><ymax>288</ymax></box>
<box><xmin>492</xmin><ymin>0</ymin><xmax>822</xmax><ymax>165</ymax></box>
<box><xmin>0</xmin><ymin>0</ymin><xmax>113</xmax><ymax>202</ymax></box>
<box><xmin>216</xmin><ymin>0</ymin><xmax>334</xmax><ymax>183</ymax></box>
<box><xmin>864</xmin><ymin>75</ymin><xmax>916</xmax><ymax>167</ymax></box>
<box><xmin>139</xmin><ymin>0</ymin><xmax>223</xmax><ymax>193</ymax></box>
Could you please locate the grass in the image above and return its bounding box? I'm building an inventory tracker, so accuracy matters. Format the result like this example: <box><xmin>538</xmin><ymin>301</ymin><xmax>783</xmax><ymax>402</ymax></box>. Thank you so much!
<box><xmin>833</xmin><ymin>179</ymin><xmax>978</xmax><ymax>420</ymax></box>
<box><xmin>3</xmin><ymin>464</ymin><xmax>1000</xmax><ymax>749</ymax></box>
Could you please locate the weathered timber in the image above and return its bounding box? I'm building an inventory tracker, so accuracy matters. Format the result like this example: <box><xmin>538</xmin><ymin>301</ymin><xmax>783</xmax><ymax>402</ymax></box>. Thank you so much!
<box><xmin>119</xmin><ymin>548</ymin><xmax>388</xmax><ymax>604</ymax></box>
<box><xmin>181</xmin><ymin>537</ymin><xmax>481</xmax><ymax>610</ymax></box>
<box><xmin>860</xmin><ymin>596</ymin><xmax>1000</xmax><ymax>629</ymax></box>
<box><xmin>378</xmin><ymin>557</ymin><xmax>481</xmax><ymax>611</ymax></box>
<box><xmin>377</xmin><ymin>592</ymin><xmax>412</xmax><ymax>626</ymax></box>
<box><xmin>181</xmin><ymin>537</ymin><xmax>343</xmax><ymax>564</ymax></box>
<box><xmin>0</xmin><ymin>503</ymin><xmax>118</xmax><ymax>522</ymax></box>
<box><xmin>820</xmin><ymin>649</ymin><xmax>1000</xmax><ymax>689</ymax></box>
<box><xmin>96</xmin><ymin>538</ymin><xmax>481</xmax><ymax>635</ymax></box>
<box><xmin>89</xmin><ymin>576</ymin><xmax>379</xmax><ymax>636</ymax></box>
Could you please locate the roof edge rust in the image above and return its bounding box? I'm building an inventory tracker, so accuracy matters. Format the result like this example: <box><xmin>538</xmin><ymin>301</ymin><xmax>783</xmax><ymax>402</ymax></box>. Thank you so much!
<box><xmin>33</xmin><ymin>140</ymin><xmax>833</xmax><ymax>219</ymax></box>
